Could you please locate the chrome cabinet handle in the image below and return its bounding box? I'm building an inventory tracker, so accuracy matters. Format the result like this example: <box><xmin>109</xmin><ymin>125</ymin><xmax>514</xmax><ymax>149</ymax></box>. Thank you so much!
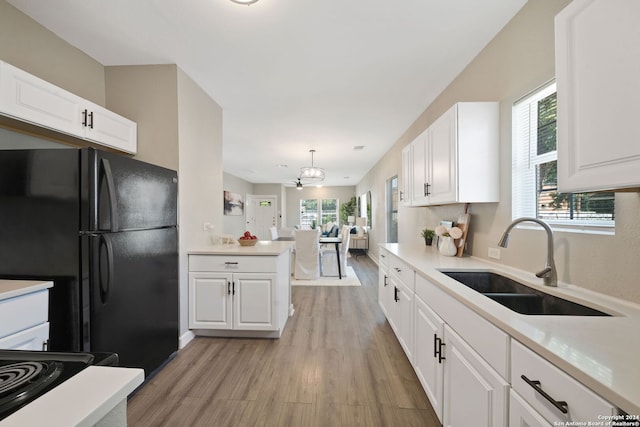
<box><xmin>521</xmin><ymin>375</ymin><xmax>568</xmax><ymax>414</ymax></box>
<box><xmin>383</xmin><ymin>275</ymin><xmax>388</xmax><ymax>287</ymax></box>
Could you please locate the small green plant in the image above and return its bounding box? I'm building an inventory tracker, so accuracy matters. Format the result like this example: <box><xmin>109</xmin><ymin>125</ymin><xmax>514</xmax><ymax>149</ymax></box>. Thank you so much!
<box><xmin>421</xmin><ymin>228</ymin><xmax>435</xmax><ymax>246</ymax></box>
<box><xmin>421</xmin><ymin>228</ymin><xmax>435</xmax><ymax>239</ymax></box>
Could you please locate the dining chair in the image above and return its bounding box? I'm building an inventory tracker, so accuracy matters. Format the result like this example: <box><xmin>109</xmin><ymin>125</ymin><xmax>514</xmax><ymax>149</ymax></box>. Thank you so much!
<box><xmin>320</xmin><ymin>225</ymin><xmax>351</xmax><ymax>277</ymax></box>
<box><xmin>294</xmin><ymin>229</ymin><xmax>320</xmax><ymax>280</ymax></box>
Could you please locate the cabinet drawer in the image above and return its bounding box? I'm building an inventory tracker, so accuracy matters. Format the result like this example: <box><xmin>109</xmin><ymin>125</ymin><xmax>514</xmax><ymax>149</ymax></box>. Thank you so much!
<box><xmin>189</xmin><ymin>255</ymin><xmax>277</xmax><ymax>273</ymax></box>
<box><xmin>0</xmin><ymin>322</ymin><xmax>49</xmax><ymax>350</ymax></box>
<box><xmin>389</xmin><ymin>255</ymin><xmax>414</xmax><ymax>290</ymax></box>
<box><xmin>511</xmin><ymin>340</ymin><xmax>616</xmax><ymax>424</ymax></box>
<box><xmin>0</xmin><ymin>290</ymin><xmax>48</xmax><ymax>338</ymax></box>
<box><xmin>379</xmin><ymin>248</ymin><xmax>390</xmax><ymax>267</ymax></box>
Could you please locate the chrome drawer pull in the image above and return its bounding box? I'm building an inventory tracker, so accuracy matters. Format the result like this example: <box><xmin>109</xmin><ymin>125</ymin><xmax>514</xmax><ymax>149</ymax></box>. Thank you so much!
<box><xmin>521</xmin><ymin>375</ymin><xmax>568</xmax><ymax>414</ymax></box>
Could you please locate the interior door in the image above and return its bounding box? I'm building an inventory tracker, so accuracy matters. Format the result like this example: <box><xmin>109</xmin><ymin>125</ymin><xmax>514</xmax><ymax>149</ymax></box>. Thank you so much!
<box><xmin>245</xmin><ymin>195</ymin><xmax>277</xmax><ymax>240</ymax></box>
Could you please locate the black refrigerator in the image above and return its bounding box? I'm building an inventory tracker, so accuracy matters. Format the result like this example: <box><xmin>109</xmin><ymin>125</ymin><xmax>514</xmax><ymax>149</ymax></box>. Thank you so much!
<box><xmin>0</xmin><ymin>148</ymin><xmax>178</xmax><ymax>376</ymax></box>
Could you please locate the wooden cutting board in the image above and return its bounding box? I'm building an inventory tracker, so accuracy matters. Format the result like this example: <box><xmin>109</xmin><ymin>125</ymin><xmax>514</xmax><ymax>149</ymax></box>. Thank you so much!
<box><xmin>455</xmin><ymin>210</ymin><xmax>470</xmax><ymax>257</ymax></box>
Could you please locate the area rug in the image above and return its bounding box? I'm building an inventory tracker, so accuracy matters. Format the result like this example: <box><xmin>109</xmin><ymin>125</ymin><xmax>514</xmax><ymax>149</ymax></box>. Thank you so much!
<box><xmin>291</xmin><ymin>266</ymin><xmax>361</xmax><ymax>287</ymax></box>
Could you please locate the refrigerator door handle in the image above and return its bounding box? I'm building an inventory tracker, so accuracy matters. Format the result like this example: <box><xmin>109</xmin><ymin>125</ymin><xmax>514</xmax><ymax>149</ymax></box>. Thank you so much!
<box><xmin>99</xmin><ymin>234</ymin><xmax>115</xmax><ymax>304</ymax></box>
<box><xmin>101</xmin><ymin>158</ymin><xmax>119</xmax><ymax>232</ymax></box>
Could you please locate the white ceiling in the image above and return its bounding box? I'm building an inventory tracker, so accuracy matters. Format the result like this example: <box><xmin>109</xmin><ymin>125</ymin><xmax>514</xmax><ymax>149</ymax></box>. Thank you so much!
<box><xmin>8</xmin><ymin>0</ymin><xmax>527</xmax><ymax>187</ymax></box>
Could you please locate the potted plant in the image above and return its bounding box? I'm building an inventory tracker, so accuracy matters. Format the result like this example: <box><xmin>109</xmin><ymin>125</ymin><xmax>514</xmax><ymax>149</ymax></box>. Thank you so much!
<box><xmin>421</xmin><ymin>228</ymin><xmax>435</xmax><ymax>246</ymax></box>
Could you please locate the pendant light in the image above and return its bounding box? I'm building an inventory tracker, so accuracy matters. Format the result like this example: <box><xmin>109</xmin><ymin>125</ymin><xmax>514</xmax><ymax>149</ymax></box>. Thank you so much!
<box><xmin>299</xmin><ymin>149</ymin><xmax>325</xmax><ymax>181</ymax></box>
<box><xmin>230</xmin><ymin>0</ymin><xmax>259</xmax><ymax>5</ymax></box>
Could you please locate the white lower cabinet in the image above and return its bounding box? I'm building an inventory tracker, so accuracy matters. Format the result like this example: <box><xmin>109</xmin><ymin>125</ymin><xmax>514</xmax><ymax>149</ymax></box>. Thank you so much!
<box><xmin>378</xmin><ymin>250</ymin><xmax>621</xmax><ymax>426</ymax></box>
<box><xmin>443</xmin><ymin>324</ymin><xmax>509</xmax><ymax>427</ymax></box>
<box><xmin>190</xmin><ymin>272</ymin><xmax>277</xmax><ymax>331</ymax></box>
<box><xmin>377</xmin><ymin>258</ymin><xmax>391</xmax><ymax>317</ymax></box>
<box><xmin>510</xmin><ymin>389</ymin><xmax>553</xmax><ymax>427</ymax></box>
<box><xmin>188</xmin><ymin>253</ymin><xmax>290</xmax><ymax>337</ymax></box>
<box><xmin>0</xmin><ymin>287</ymin><xmax>50</xmax><ymax>351</ymax></box>
<box><xmin>414</xmin><ymin>295</ymin><xmax>445</xmax><ymax>419</ymax></box>
<box><xmin>0</xmin><ymin>322</ymin><xmax>49</xmax><ymax>350</ymax></box>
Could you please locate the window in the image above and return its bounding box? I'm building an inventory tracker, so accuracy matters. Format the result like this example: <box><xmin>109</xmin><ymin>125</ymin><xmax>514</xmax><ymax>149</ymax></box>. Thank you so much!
<box><xmin>386</xmin><ymin>175</ymin><xmax>398</xmax><ymax>242</ymax></box>
<box><xmin>299</xmin><ymin>198</ymin><xmax>338</xmax><ymax>229</ymax></box>
<box><xmin>512</xmin><ymin>82</ymin><xmax>614</xmax><ymax>229</ymax></box>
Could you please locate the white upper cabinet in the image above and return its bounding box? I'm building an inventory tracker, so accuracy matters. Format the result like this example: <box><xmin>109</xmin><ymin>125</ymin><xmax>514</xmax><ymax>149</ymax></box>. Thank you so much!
<box><xmin>400</xmin><ymin>144</ymin><xmax>413</xmax><ymax>207</ymax></box>
<box><xmin>410</xmin><ymin>129</ymin><xmax>429</xmax><ymax>205</ymax></box>
<box><xmin>555</xmin><ymin>0</ymin><xmax>640</xmax><ymax>192</ymax></box>
<box><xmin>403</xmin><ymin>102</ymin><xmax>499</xmax><ymax>206</ymax></box>
<box><xmin>0</xmin><ymin>60</ymin><xmax>137</xmax><ymax>154</ymax></box>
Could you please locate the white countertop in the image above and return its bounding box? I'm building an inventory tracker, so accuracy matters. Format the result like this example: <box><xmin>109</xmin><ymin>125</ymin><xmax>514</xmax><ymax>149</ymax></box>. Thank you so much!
<box><xmin>381</xmin><ymin>243</ymin><xmax>640</xmax><ymax>415</ymax></box>
<box><xmin>0</xmin><ymin>280</ymin><xmax>53</xmax><ymax>301</ymax></box>
<box><xmin>1</xmin><ymin>366</ymin><xmax>144</xmax><ymax>426</ymax></box>
<box><xmin>189</xmin><ymin>240</ymin><xmax>294</xmax><ymax>256</ymax></box>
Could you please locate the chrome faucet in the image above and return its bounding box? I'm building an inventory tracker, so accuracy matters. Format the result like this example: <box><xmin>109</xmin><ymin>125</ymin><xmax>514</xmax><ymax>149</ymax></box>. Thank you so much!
<box><xmin>497</xmin><ymin>217</ymin><xmax>558</xmax><ymax>287</ymax></box>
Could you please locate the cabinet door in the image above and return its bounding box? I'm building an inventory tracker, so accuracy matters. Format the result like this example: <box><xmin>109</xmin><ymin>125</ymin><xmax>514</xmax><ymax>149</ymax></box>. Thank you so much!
<box><xmin>509</xmin><ymin>389</ymin><xmax>553</xmax><ymax>427</ymax></box>
<box><xmin>0</xmin><ymin>61</ymin><xmax>85</xmax><ymax>138</ymax></box>
<box><xmin>233</xmin><ymin>273</ymin><xmax>276</xmax><ymax>331</ymax></box>
<box><xmin>400</xmin><ymin>144</ymin><xmax>412</xmax><ymax>206</ymax></box>
<box><xmin>443</xmin><ymin>325</ymin><xmax>508</xmax><ymax>427</ymax></box>
<box><xmin>410</xmin><ymin>130</ymin><xmax>429</xmax><ymax>205</ymax></box>
<box><xmin>393</xmin><ymin>279</ymin><xmax>415</xmax><ymax>363</ymax></box>
<box><xmin>0</xmin><ymin>322</ymin><xmax>49</xmax><ymax>351</ymax></box>
<box><xmin>428</xmin><ymin>105</ymin><xmax>457</xmax><ymax>204</ymax></box>
<box><xmin>378</xmin><ymin>264</ymin><xmax>391</xmax><ymax>317</ymax></box>
<box><xmin>414</xmin><ymin>295</ymin><xmax>445</xmax><ymax>422</ymax></box>
<box><xmin>556</xmin><ymin>0</ymin><xmax>640</xmax><ymax>192</ymax></box>
<box><xmin>189</xmin><ymin>272</ymin><xmax>232</xmax><ymax>329</ymax></box>
<box><xmin>84</xmin><ymin>101</ymin><xmax>137</xmax><ymax>154</ymax></box>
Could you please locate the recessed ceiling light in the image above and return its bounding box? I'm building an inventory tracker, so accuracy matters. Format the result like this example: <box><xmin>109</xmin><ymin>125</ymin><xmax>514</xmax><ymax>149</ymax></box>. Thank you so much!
<box><xmin>230</xmin><ymin>0</ymin><xmax>259</xmax><ymax>4</ymax></box>
<box><xmin>277</xmin><ymin>164</ymin><xmax>288</xmax><ymax>168</ymax></box>
<box><xmin>353</xmin><ymin>145</ymin><xmax>365</xmax><ymax>151</ymax></box>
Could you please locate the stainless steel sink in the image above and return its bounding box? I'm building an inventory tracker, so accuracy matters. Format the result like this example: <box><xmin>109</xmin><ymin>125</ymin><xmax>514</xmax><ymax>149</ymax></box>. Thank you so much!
<box><xmin>439</xmin><ymin>270</ymin><xmax>610</xmax><ymax>316</ymax></box>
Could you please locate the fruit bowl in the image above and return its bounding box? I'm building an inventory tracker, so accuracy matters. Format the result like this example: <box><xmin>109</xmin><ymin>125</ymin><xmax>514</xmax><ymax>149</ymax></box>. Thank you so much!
<box><xmin>238</xmin><ymin>239</ymin><xmax>258</xmax><ymax>246</ymax></box>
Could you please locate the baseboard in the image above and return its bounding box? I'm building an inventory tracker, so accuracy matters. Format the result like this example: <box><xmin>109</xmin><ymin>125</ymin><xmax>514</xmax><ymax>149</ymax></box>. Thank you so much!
<box><xmin>179</xmin><ymin>330</ymin><xmax>196</xmax><ymax>349</ymax></box>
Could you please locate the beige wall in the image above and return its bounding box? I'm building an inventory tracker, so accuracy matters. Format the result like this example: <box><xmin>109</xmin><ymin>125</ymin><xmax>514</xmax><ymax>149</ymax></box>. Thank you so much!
<box><xmin>105</xmin><ymin>65</ymin><xmax>179</xmax><ymax>170</ymax></box>
<box><xmin>358</xmin><ymin>0</ymin><xmax>640</xmax><ymax>304</ymax></box>
<box><xmin>0</xmin><ymin>1</ymin><xmax>105</xmax><ymax>105</ymax></box>
<box><xmin>177</xmin><ymin>67</ymin><xmax>223</xmax><ymax>337</ymax></box>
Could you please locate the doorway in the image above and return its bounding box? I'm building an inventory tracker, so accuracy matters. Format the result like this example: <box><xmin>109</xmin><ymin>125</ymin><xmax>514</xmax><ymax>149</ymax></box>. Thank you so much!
<box><xmin>245</xmin><ymin>195</ymin><xmax>278</xmax><ymax>240</ymax></box>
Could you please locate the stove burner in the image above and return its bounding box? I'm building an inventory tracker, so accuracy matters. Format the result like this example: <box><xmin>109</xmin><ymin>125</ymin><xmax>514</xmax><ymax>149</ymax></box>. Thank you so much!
<box><xmin>0</xmin><ymin>362</ymin><xmax>45</xmax><ymax>394</ymax></box>
<box><xmin>0</xmin><ymin>361</ymin><xmax>62</xmax><ymax>411</ymax></box>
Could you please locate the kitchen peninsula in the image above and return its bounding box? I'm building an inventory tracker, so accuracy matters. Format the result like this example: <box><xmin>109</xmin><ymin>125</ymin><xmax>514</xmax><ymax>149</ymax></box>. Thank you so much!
<box><xmin>188</xmin><ymin>241</ymin><xmax>294</xmax><ymax>338</ymax></box>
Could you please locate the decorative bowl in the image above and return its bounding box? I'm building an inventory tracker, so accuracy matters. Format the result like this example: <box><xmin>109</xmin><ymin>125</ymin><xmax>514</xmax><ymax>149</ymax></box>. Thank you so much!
<box><xmin>238</xmin><ymin>239</ymin><xmax>258</xmax><ymax>246</ymax></box>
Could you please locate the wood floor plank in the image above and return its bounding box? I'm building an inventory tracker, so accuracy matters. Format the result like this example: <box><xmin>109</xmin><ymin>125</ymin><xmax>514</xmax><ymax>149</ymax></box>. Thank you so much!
<box><xmin>128</xmin><ymin>255</ymin><xmax>438</xmax><ymax>426</ymax></box>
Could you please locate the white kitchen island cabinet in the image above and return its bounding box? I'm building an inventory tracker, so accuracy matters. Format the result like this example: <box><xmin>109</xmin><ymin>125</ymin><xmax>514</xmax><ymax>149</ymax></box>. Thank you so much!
<box><xmin>555</xmin><ymin>0</ymin><xmax>640</xmax><ymax>192</ymax></box>
<box><xmin>188</xmin><ymin>241</ymin><xmax>293</xmax><ymax>338</ymax></box>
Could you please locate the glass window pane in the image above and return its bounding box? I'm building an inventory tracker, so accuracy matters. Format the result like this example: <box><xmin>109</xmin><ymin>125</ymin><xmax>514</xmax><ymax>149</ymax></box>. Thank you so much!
<box><xmin>536</xmin><ymin>161</ymin><xmax>614</xmax><ymax>221</ymax></box>
<box><xmin>320</xmin><ymin>198</ymin><xmax>338</xmax><ymax>225</ymax></box>
<box><xmin>300</xmin><ymin>199</ymin><xmax>318</xmax><ymax>228</ymax></box>
<box><xmin>537</xmin><ymin>91</ymin><xmax>557</xmax><ymax>155</ymax></box>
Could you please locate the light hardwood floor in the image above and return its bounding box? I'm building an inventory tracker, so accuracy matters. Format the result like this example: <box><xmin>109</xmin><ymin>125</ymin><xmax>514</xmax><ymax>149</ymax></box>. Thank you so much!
<box><xmin>127</xmin><ymin>255</ymin><xmax>439</xmax><ymax>427</ymax></box>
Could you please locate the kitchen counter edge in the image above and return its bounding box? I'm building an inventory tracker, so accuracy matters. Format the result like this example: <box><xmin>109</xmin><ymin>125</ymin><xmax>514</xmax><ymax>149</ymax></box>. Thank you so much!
<box><xmin>189</xmin><ymin>240</ymin><xmax>294</xmax><ymax>256</ymax></box>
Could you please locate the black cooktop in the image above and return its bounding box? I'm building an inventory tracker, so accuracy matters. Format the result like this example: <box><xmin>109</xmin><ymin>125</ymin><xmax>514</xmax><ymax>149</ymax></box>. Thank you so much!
<box><xmin>0</xmin><ymin>350</ymin><xmax>118</xmax><ymax>421</ymax></box>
